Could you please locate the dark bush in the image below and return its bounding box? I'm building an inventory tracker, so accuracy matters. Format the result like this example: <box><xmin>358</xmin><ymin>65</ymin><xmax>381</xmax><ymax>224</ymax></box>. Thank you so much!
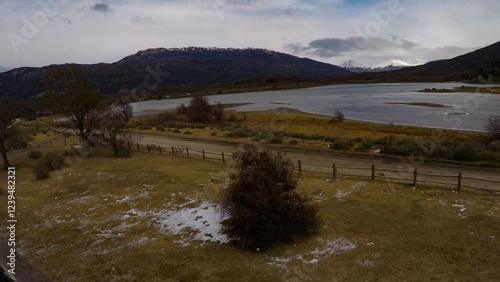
<box><xmin>156</xmin><ymin>125</ymin><xmax>165</xmax><ymax>131</ymax></box>
<box><xmin>138</xmin><ymin>125</ymin><xmax>152</xmax><ymax>130</ymax></box>
<box><xmin>28</xmin><ymin>150</ymin><xmax>43</xmax><ymax>159</ymax></box>
<box><xmin>225</xmin><ymin>128</ymin><xmax>251</xmax><ymax>138</ymax></box>
<box><xmin>33</xmin><ymin>163</ymin><xmax>50</xmax><ymax>180</ymax></box>
<box><xmin>269</xmin><ymin>132</ymin><xmax>284</xmax><ymax>144</ymax></box>
<box><xmin>450</xmin><ymin>143</ymin><xmax>478</xmax><ymax>162</ymax></box>
<box><xmin>42</xmin><ymin>152</ymin><xmax>66</xmax><ymax>170</ymax></box>
<box><xmin>221</xmin><ymin>146</ymin><xmax>319</xmax><ymax>250</ymax></box>
<box><xmin>359</xmin><ymin>138</ymin><xmax>373</xmax><ymax>150</ymax></box>
<box><xmin>289</xmin><ymin>139</ymin><xmax>298</xmax><ymax>145</ymax></box>
<box><xmin>330</xmin><ymin>137</ymin><xmax>354</xmax><ymax>150</ymax></box>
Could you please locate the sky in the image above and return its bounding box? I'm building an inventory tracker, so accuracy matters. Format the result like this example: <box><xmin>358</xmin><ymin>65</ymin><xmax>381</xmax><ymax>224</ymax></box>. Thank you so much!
<box><xmin>1</xmin><ymin>0</ymin><xmax>499</xmax><ymax>71</ymax></box>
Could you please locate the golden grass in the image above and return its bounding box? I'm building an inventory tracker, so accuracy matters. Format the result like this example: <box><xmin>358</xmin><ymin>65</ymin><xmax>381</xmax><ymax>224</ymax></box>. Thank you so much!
<box><xmin>1</xmin><ymin>144</ymin><xmax>499</xmax><ymax>281</ymax></box>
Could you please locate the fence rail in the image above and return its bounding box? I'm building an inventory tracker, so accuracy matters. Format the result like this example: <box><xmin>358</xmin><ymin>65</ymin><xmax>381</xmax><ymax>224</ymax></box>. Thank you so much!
<box><xmin>132</xmin><ymin>142</ymin><xmax>500</xmax><ymax>193</ymax></box>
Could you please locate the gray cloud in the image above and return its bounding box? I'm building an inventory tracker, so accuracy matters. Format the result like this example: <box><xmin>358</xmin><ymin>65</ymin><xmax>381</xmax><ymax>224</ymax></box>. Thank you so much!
<box><xmin>285</xmin><ymin>37</ymin><xmax>477</xmax><ymax>67</ymax></box>
<box><xmin>285</xmin><ymin>37</ymin><xmax>413</xmax><ymax>58</ymax></box>
<box><xmin>91</xmin><ymin>3</ymin><xmax>112</xmax><ymax>14</ymax></box>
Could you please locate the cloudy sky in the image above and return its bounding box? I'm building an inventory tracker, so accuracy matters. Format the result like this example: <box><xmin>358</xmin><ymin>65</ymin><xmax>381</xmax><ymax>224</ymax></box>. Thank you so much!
<box><xmin>1</xmin><ymin>0</ymin><xmax>499</xmax><ymax>71</ymax></box>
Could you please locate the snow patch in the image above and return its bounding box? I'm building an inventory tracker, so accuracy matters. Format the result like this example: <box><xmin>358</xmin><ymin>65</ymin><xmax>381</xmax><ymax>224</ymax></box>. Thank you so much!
<box><xmin>335</xmin><ymin>181</ymin><xmax>367</xmax><ymax>200</ymax></box>
<box><xmin>268</xmin><ymin>237</ymin><xmax>356</xmax><ymax>269</ymax></box>
<box><xmin>153</xmin><ymin>201</ymin><xmax>228</xmax><ymax>245</ymax></box>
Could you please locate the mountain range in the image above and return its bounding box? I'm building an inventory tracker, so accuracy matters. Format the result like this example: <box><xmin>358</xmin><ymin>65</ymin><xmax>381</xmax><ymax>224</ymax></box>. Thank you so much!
<box><xmin>1</xmin><ymin>40</ymin><xmax>500</xmax><ymax>101</ymax></box>
<box><xmin>0</xmin><ymin>47</ymin><xmax>350</xmax><ymax>101</ymax></box>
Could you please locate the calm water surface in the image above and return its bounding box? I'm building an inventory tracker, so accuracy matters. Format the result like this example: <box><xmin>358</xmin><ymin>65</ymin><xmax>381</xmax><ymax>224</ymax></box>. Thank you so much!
<box><xmin>133</xmin><ymin>83</ymin><xmax>500</xmax><ymax>131</ymax></box>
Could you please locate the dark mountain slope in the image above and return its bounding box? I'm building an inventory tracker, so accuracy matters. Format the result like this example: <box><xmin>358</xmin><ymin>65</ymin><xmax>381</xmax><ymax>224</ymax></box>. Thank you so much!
<box><xmin>0</xmin><ymin>47</ymin><xmax>351</xmax><ymax>101</ymax></box>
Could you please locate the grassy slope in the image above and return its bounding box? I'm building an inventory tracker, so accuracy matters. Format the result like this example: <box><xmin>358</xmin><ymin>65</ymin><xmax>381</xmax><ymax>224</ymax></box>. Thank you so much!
<box><xmin>1</xmin><ymin>143</ymin><xmax>499</xmax><ymax>281</ymax></box>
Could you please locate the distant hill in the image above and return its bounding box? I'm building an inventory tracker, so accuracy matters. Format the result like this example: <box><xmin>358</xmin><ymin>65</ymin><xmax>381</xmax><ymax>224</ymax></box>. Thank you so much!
<box><xmin>327</xmin><ymin>40</ymin><xmax>500</xmax><ymax>84</ymax></box>
<box><xmin>0</xmin><ymin>47</ymin><xmax>351</xmax><ymax>101</ymax></box>
<box><xmin>395</xmin><ymin>40</ymin><xmax>500</xmax><ymax>81</ymax></box>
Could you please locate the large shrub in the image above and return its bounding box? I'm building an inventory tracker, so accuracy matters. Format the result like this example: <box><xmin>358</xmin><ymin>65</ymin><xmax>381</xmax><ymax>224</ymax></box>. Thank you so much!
<box><xmin>221</xmin><ymin>145</ymin><xmax>319</xmax><ymax>251</ymax></box>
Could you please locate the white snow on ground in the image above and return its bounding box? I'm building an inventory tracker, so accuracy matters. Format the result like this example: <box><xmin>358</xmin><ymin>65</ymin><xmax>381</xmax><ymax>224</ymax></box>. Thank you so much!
<box><xmin>153</xmin><ymin>201</ymin><xmax>228</xmax><ymax>244</ymax></box>
<box><xmin>452</xmin><ymin>204</ymin><xmax>467</xmax><ymax>218</ymax></box>
<box><xmin>335</xmin><ymin>181</ymin><xmax>367</xmax><ymax>200</ymax></box>
<box><xmin>452</xmin><ymin>204</ymin><xmax>466</xmax><ymax>212</ymax></box>
<box><xmin>268</xmin><ymin>237</ymin><xmax>357</xmax><ymax>269</ymax></box>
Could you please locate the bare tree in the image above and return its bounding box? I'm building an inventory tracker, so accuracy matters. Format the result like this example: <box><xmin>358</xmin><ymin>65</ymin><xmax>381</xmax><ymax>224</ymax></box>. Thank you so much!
<box><xmin>334</xmin><ymin>109</ymin><xmax>345</xmax><ymax>122</ymax></box>
<box><xmin>49</xmin><ymin>64</ymin><xmax>106</xmax><ymax>155</ymax></box>
<box><xmin>485</xmin><ymin>115</ymin><xmax>500</xmax><ymax>142</ymax></box>
<box><xmin>0</xmin><ymin>97</ymin><xmax>18</xmax><ymax>168</ymax></box>
<box><xmin>100</xmin><ymin>110</ymin><xmax>137</xmax><ymax>157</ymax></box>
<box><xmin>117</xmin><ymin>98</ymin><xmax>133</xmax><ymax>123</ymax></box>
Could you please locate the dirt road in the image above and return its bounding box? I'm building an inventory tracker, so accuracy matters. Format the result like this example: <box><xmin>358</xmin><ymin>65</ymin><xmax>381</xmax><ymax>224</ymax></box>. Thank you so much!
<box><xmin>137</xmin><ymin>133</ymin><xmax>500</xmax><ymax>192</ymax></box>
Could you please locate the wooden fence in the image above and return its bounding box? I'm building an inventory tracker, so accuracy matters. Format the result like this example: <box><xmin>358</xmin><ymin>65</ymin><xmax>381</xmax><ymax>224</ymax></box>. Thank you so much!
<box><xmin>13</xmin><ymin>137</ymin><xmax>81</xmax><ymax>150</ymax></box>
<box><xmin>134</xmin><ymin>142</ymin><xmax>500</xmax><ymax>193</ymax></box>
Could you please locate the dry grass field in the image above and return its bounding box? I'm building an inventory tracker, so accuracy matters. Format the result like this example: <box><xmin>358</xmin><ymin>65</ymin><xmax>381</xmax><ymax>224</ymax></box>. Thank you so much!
<box><xmin>1</xmin><ymin>140</ymin><xmax>499</xmax><ymax>281</ymax></box>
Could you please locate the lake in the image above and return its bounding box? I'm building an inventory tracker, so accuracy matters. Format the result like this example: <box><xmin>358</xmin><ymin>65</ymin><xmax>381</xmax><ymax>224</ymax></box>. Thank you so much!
<box><xmin>132</xmin><ymin>83</ymin><xmax>500</xmax><ymax>131</ymax></box>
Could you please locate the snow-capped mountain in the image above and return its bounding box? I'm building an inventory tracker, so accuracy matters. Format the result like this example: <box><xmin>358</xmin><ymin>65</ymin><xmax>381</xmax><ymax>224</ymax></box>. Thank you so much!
<box><xmin>342</xmin><ymin>58</ymin><xmax>427</xmax><ymax>73</ymax></box>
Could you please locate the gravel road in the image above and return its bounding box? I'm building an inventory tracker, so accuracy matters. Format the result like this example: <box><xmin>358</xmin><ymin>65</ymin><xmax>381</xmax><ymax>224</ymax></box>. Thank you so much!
<box><xmin>136</xmin><ymin>133</ymin><xmax>500</xmax><ymax>192</ymax></box>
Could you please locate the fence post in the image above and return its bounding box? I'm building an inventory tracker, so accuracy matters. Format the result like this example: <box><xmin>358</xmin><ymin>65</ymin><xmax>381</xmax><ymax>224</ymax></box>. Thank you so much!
<box><xmin>413</xmin><ymin>168</ymin><xmax>418</xmax><ymax>186</ymax></box>
<box><xmin>457</xmin><ymin>172</ymin><xmax>462</xmax><ymax>192</ymax></box>
<box><xmin>186</xmin><ymin>147</ymin><xmax>189</xmax><ymax>157</ymax></box>
<box><xmin>371</xmin><ymin>164</ymin><xmax>375</xmax><ymax>180</ymax></box>
<box><xmin>147</xmin><ymin>145</ymin><xmax>150</xmax><ymax>152</ymax></box>
<box><xmin>222</xmin><ymin>152</ymin><xmax>225</xmax><ymax>163</ymax></box>
<box><xmin>137</xmin><ymin>143</ymin><xmax>140</xmax><ymax>151</ymax></box>
<box><xmin>298</xmin><ymin>160</ymin><xmax>302</xmax><ymax>174</ymax></box>
<box><xmin>332</xmin><ymin>163</ymin><xmax>336</xmax><ymax>179</ymax></box>
<box><xmin>171</xmin><ymin>146</ymin><xmax>174</xmax><ymax>155</ymax></box>
<box><xmin>202</xmin><ymin>150</ymin><xmax>206</xmax><ymax>160</ymax></box>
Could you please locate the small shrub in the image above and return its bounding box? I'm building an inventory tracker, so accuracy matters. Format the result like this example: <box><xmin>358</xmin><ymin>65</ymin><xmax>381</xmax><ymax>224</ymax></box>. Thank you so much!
<box><xmin>225</xmin><ymin>128</ymin><xmax>251</xmax><ymax>138</ymax></box>
<box><xmin>28</xmin><ymin>150</ymin><xmax>43</xmax><ymax>159</ymax></box>
<box><xmin>359</xmin><ymin>138</ymin><xmax>373</xmax><ymax>150</ymax></box>
<box><xmin>156</xmin><ymin>125</ymin><xmax>165</xmax><ymax>131</ymax></box>
<box><xmin>269</xmin><ymin>133</ymin><xmax>283</xmax><ymax>144</ymax></box>
<box><xmin>450</xmin><ymin>143</ymin><xmax>478</xmax><ymax>162</ymax></box>
<box><xmin>173</xmin><ymin>129</ymin><xmax>181</xmax><ymax>133</ymax></box>
<box><xmin>138</xmin><ymin>125</ymin><xmax>152</xmax><ymax>130</ymax></box>
<box><xmin>33</xmin><ymin>163</ymin><xmax>50</xmax><ymax>180</ymax></box>
<box><xmin>334</xmin><ymin>109</ymin><xmax>345</xmax><ymax>122</ymax></box>
<box><xmin>184</xmin><ymin>131</ymin><xmax>193</xmax><ymax>135</ymax></box>
<box><xmin>42</xmin><ymin>152</ymin><xmax>66</xmax><ymax>171</ymax></box>
<box><xmin>330</xmin><ymin>137</ymin><xmax>354</xmax><ymax>150</ymax></box>
<box><xmin>63</xmin><ymin>147</ymin><xmax>81</xmax><ymax>157</ymax></box>
<box><xmin>211</xmin><ymin>131</ymin><xmax>217</xmax><ymax>136</ymax></box>
<box><xmin>289</xmin><ymin>139</ymin><xmax>298</xmax><ymax>145</ymax></box>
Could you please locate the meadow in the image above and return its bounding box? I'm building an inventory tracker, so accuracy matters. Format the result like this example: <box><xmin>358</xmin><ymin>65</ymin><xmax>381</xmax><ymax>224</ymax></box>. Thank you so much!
<box><xmin>1</xmin><ymin>135</ymin><xmax>499</xmax><ymax>281</ymax></box>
